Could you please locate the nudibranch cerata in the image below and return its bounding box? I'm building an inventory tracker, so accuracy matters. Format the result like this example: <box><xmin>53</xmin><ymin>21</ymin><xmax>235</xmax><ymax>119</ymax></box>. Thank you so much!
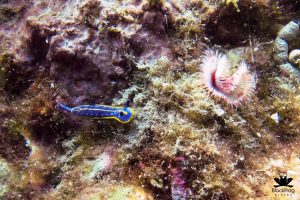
<box><xmin>199</xmin><ymin>50</ymin><xmax>256</xmax><ymax>107</ymax></box>
<box><xmin>58</xmin><ymin>103</ymin><xmax>135</xmax><ymax>123</ymax></box>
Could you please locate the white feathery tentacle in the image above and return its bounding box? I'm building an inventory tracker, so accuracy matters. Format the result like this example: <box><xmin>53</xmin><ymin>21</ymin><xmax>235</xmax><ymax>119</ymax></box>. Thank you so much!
<box><xmin>199</xmin><ymin>50</ymin><xmax>256</xmax><ymax>107</ymax></box>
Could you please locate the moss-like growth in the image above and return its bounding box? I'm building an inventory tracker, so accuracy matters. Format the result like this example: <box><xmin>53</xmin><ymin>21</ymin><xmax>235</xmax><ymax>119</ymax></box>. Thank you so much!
<box><xmin>76</xmin><ymin>185</ymin><xmax>154</xmax><ymax>200</ymax></box>
<box><xmin>0</xmin><ymin>6</ymin><xmax>16</xmax><ymax>23</ymax></box>
<box><xmin>223</xmin><ymin>0</ymin><xmax>240</xmax><ymax>12</ymax></box>
<box><xmin>0</xmin><ymin>54</ymin><xmax>37</xmax><ymax>96</ymax></box>
<box><xmin>147</xmin><ymin>0</ymin><xmax>164</xmax><ymax>7</ymax></box>
<box><xmin>0</xmin><ymin>54</ymin><xmax>13</xmax><ymax>89</ymax></box>
<box><xmin>0</xmin><ymin>159</ymin><xmax>10</xmax><ymax>197</ymax></box>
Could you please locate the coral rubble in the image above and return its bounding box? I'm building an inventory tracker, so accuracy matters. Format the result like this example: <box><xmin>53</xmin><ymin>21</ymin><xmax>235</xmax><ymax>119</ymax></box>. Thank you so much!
<box><xmin>274</xmin><ymin>21</ymin><xmax>300</xmax><ymax>79</ymax></box>
<box><xmin>0</xmin><ymin>0</ymin><xmax>299</xmax><ymax>199</ymax></box>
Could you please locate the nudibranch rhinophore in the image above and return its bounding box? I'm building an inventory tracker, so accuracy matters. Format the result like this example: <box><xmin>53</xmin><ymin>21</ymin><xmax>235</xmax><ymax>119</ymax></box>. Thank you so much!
<box><xmin>58</xmin><ymin>103</ymin><xmax>135</xmax><ymax>123</ymax></box>
<box><xmin>199</xmin><ymin>50</ymin><xmax>256</xmax><ymax>107</ymax></box>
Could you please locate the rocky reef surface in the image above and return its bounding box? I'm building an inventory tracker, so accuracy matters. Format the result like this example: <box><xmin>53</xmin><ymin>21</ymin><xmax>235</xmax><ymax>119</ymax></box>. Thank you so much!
<box><xmin>0</xmin><ymin>0</ymin><xmax>300</xmax><ymax>199</ymax></box>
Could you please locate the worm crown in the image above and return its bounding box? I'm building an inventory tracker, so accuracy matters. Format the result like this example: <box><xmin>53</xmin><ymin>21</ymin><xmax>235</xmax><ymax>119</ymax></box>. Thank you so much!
<box><xmin>199</xmin><ymin>50</ymin><xmax>256</xmax><ymax>107</ymax></box>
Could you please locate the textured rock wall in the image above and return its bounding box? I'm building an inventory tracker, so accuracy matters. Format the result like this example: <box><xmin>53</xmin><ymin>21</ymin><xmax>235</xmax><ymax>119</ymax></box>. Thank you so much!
<box><xmin>0</xmin><ymin>0</ymin><xmax>299</xmax><ymax>199</ymax></box>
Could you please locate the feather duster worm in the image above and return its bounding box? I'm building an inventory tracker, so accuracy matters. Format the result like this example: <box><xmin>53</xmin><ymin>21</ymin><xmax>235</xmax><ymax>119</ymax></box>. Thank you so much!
<box><xmin>199</xmin><ymin>50</ymin><xmax>256</xmax><ymax>107</ymax></box>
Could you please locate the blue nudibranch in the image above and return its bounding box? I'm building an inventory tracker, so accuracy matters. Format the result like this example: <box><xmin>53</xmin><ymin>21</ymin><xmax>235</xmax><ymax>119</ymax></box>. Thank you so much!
<box><xmin>58</xmin><ymin>103</ymin><xmax>135</xmax><ymax>123</ymax></box>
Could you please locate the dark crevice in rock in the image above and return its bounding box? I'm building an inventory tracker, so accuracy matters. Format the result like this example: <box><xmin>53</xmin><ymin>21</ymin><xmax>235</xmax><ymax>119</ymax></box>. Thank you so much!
<box><xmin>28</xmin><ymin>28</ymin><xmax>52</xmax><ymax>64</ymax></box>
<box><xmin>42</xmin><ymin>167</ymin><xmax>63</xmax><ymax>190</ymax></box>
<box><xmin>277</xmin><ymin>0</ymin><xmax>300</xmax><ymax>12</ymax></box>
<box><xmin>3</xmin><ymin>59</ymin><xmax>36</xmax><ymax>96</ymax></box>
<box><xmin>0</xmin><ymin>127</ymin><xmax>30</xmax><ymax>162</ymax></box>
<box><xmin>28</xmin><ymin>112</ymin><xmax>74</xmax><ymax>146</ymax></box>
<box><xmin>205</xmin><ymin>1</ymin><xmax>274</xmax><ymax>46</ymax></box>
<box><xmin>46</xmin><ymin>26</ymin><xmax>131</xmax><ymax>104</ymax></box>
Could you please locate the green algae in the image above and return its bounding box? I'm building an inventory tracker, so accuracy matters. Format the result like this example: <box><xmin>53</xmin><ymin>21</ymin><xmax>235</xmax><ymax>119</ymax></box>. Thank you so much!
<box><xmin>147</xmin><ymin>0</ymin><xmax>164</xmax><ymax>7</ymax></box>
<box><xmin>0</xmin><ymin>54</ymin><xmax>12</xmax><ymax>89</ymax></box>
<box><xmin>0</xmin><ymin>159</ymin><xmax>10</xmax><ymax>197</ymax></box>
<box><xmin>104</xmin><ymin>185</ymin><xmax>152</xmax><ymax>200</ymax></box>
<box><xmin>0</xmin><ymin>54</ymin><xmax>36</xmax><ymax>96</ymax></box>
<box><xmin>174</xmin><ymin>10</ymin><xmax>202</xmax><ymax>38</ymax></box>
<box><xmin>111</xmin><ymin>33</ymin><xmax>300</xmax><ymax>198</ymax></box>
<box><xmin>0</xmin><ymin>67</ymin><xmax>4</xmax><ymax>89</ymax></box>
<box><xmin>75</xmin><ymin>185</ymin><xmax>153</xmax><ymax>200</ymax></box>
<box><xmin>0</xmin><ymin>6</ymin><xmax>16</xmax><ymax>23</ymax></box>
<box><xmin>223</xmin><ymin>0</ymin><xmax>240</xmax><ymax>12</ymax></box>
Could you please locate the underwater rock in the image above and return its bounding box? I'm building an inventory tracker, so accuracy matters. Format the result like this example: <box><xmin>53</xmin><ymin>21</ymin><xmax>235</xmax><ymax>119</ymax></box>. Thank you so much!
<box><xmin>0</xmin><ymin>1</ymin><xmax>26</xmax><ymax>25</ymax></box>
<box><xmin>0</xmin><ymin>102</ymin><xmax>30</xmax><ymax>163</ymax></box>
<box><xmin>279</xmin><ymin>62</ymin><xmax>300</xmax><ymax>78</ymax></box>
<box><xmin>274</xmin><ymin>21</ymin><xmax>300</xmax><ymax>79</ymax></box>
<box><xmin>19</xmin><ymin>15</ymin><xmax>131</xmax><ymax>104</ymax></box>
<box><xmin>169</xmin><ymin>157</ymin><xmax>192</xmax><ymax>200</ymax></box>
<box><xmin>0</xmin><ymin>6</ymin><xmax>16</xmax><ymax>24</ymax></box>
<box><xmin>142</xmin><ymin>9</ymin><xmax>166</xmax><ymax>34</ymax></box>
<box><xmin>222</xmin><ymin>0</ymin><xmax>240</xmax><ymax>12</ymax></box>
<box><xmin>277</xmin><ymin>21</ymin><xmax>299</xmax><ymax>42</ymax></box>
<box><xmin>274</xmin><ymin>38</ymin><xmax>288</xmax><ymax>64</ymax></box>
<box><xmin>0</xmin><ymin>158</ymin><xmax>11</xmax><ymax>197</ymax></box>
<box><xmin>288</xmin><ymin>49</ymin><xmax>300</xmax><ymax>67</ymax></box>
<box><xmin>8</xmin><ymin>0</ymin><xmax>174</xmax><ymax>105</ymax></box>
<box><xmin>205</xmin><ymin>0</ymin><xmax>274</xmax><ymax>46</ymax></box>
<box><xmin>0</xmin><ymin>54</ymin><xmax>36</xmax><ymax>96</ymax></box>
<box><xmin>277</xmin><ymin>0</ymin><xmax>300</xmax><ymax>12</ymax></box>
<box><xmin>76</xmin><ymin>185</ymin><xmax>154</xmax><ymax>200</ymax></box>
<box><xmin>84</xmin><ymin>151</ymin><xmax>113</xmax><ymax>180</ymax></box>
<box><xmin>5</xmin><ymin>0</ymin><xmax>142</xmax><ymax>104</ymax></box>
<box><xmin>47</xmin><ymin>25</ymin><xmax>129</xmax><ymax>104</ymax></box>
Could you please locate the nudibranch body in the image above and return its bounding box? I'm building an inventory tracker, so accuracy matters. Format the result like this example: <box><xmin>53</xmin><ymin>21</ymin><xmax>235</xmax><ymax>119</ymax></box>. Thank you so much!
<box><xmin>199</xmin><ymin>50</ymin><xmax>256</xmax><ymax>107</ymax></box>
<box><xmin>58</xmin><ymin>104</ymin><xmax>135</xmax><ymax>123</ymax></box>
